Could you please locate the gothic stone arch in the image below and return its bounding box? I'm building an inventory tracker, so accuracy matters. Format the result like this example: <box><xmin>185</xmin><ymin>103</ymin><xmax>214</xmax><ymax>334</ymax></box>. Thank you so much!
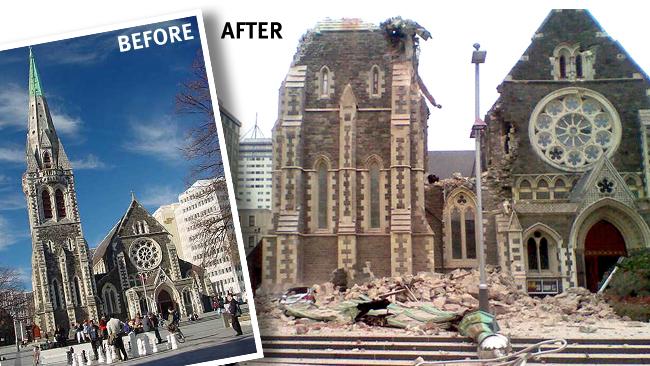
<box><xmin>568</xmin><ymin>197</ymin><xmax>650</xmax><ymax>287</ymax></box>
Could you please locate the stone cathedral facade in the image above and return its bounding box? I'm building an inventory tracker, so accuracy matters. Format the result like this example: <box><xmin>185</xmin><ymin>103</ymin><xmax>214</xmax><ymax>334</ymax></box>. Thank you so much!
<box><xmin>23</xmin><ymin>49</ymin><xmax>98</xmax><ymax>335</ymax></box>
<box><xmin>262</xmin><ymin>19</ymin><xmax>436</xmax><ymax>286</ymax></box>
<box><xmin>481</xmin><ymin>9</ymin><xmax>650</xmax><ymax>294</ymax></box>
<box><xmin>262</xmin><ymin>11</ymin><xmax>650</xmax><ymax>295</ymax></box>
<box><xmin>23</xmin><ymin>50</ymin><xmax>212</xmax><ymax>335</ymax></box>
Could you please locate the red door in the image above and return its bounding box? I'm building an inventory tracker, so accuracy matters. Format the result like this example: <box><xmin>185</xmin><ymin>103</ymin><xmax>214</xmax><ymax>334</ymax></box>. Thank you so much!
<box><xmin>584</xmin><ymin>220</ymin><xmax>626</xmax><ymax>292</ymax></box>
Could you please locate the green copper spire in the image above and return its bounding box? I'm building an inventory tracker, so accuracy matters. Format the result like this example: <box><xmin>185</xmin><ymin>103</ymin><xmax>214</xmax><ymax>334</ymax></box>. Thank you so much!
<box><xmin>29</xmin><ymin>47</ymin><xmax>44</xmax><ymax>97</ymax></box>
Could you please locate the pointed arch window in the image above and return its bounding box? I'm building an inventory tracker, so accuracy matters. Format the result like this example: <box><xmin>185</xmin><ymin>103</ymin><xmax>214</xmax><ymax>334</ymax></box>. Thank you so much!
<box><xmin>371</xmin><ymin>67</ymin><xmax>380</xmax><ymax>95</ymax></box>
<box><xmin>50</xmin><ymin>279</ymin><xmax>61</xmax><ymax>309</ymax></box>
<box><xmin>321</xmin><ymin>69</ymin><xmax>329</xmax><ymax>96</ymax></box>
<box><xmin>553</xmin><ymin>178</ymin><xmax>569</xmax><ymax>199</ymax></box>
<box><xmin>526</xmin><ymin>231</ymin><xmax>550</xmax><ymax>271</ymax></box>
<box><xmin>182</xmin><ymin>289</ymin><xmax>194</xmax><ymax>315</ymax></box>
<box><xmin>446</xmin><ymin>191</ymin><xmax>479</xmax><ymax>264</ymax></box>
<box><xmin>450</xmin><ymin>208</ymin><xmax>462</xmax><ymax>259</ymax></box>
<box><xmin>103</xmin><ymin>285</ymin><xmax>120</xmax><ymax>315</ymax></box>
<box><xmin>535</xmin><ymin>179</ymin><xmax>550</xmax><ymax>200</ymax></box>
<box><xmin>575</xmin><ymin>54</ymin><xmax>583</xmax><ymax>78</ymax></box>
<box><xmin>318</xmin><ymin>66</ymin><xmax>332</xmax><ymax>98</ymax></box>
<box><xmin>559</xmin><ymin>55</ymin><xmax>567</xmax><ymax>79</ymax></box>
<box><xmin>73</xmin><ymin>277</ymin><xmax>82</xmax><ymax>306</ymax></box>
<box><xmin>55</xmin><ymin>189</ymin><xmax>66</xmax><ymax>218</ymax></box>
<box><xmin>43</xmin><ymin>152</ymin><xmax>51</xmax><ymax>169</ymax></box>
<box><xmin>42</xmin><ymin>189</ymin><xmax>53</xmax><ymax>219</ymax></box>
<box><xmin>316</xmin><ymin>161</ymin><xmax>329</xmax><ymax>229</ymax></box>
<box><xmin>369</xmin><ymin>163</ymin><xmax>380</xmax><ymax>228</ymax></box>
<box><xmin>518</xmin><ymin>179</ymin><xmax>533</xmax><ymax>200</ymax></box>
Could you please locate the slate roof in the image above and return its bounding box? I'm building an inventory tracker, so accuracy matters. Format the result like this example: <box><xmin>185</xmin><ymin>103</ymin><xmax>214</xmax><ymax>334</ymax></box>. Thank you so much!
<box><xmin>427</xmin><ymin>151</ymin><xmax>475</xmax><ymax>179</ymax></box>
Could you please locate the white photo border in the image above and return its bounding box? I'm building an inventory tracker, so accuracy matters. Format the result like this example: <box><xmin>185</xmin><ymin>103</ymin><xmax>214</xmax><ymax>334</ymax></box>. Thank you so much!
<box><xmin>0</xmin><ymin>9</ymin><xmax>264</xmax><ymax>366</ymax></box>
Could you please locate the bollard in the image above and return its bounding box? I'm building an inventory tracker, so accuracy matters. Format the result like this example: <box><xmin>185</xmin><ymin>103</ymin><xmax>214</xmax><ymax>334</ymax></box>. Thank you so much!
<box><xmin>166</xmin><ymin>335</ymin><xmax>172</xmax><ymax>350</ymax></box>
<box><xmin>170</xmin><ymin>333</ymin><xmax>178</xmax><ymax>350</ymax></box>
<box><xmin>128</xmin><ymin>332</ymin><xmax>138</xmax><ymax>358</ymax></box>
<box><xmin>152</xmin><ymin>340</ymin><xmax>158</xmax><ymax>353</ymax></box>
<box><xmin>82</xmin><ymin>350</ymin><xmax>91</xmax><ymax>366</ymax></box>
<box><xmin>77</xmin><ymin>352</ymin><xmax>84</xmax><ymax>366</ymax></box>
<box><xmin>72</xmin><ymin>353</ymin><xmax>79</xmax><ymax>366</ymax></box>
<box><xmin>98</xmin><ymin>345</ymin><xmax>105</xmax><ymax>364</ymax></box>
<box><xmin>143</xmin><ymin>333</ymin><xmax>152</xmax><ymax>355</ymax></box>
<box><xmin>105</xmin><ymin>347</ymin><xmax>113</xmax><ymax>364</ymax></box>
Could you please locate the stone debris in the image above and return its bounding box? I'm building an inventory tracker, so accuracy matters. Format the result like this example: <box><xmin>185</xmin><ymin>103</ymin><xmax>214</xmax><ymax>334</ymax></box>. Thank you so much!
<box><xmin>255</xmin><ymin>267</ymin><xmax>620</xmax><ymax>336</ymax></box>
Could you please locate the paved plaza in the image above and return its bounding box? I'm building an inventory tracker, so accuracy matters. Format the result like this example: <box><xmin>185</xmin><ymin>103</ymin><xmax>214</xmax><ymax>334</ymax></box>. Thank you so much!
<box><xmin>0</xmin><ymin>316</ymin><xmax>258</xmax><ymax>366</ymax></box>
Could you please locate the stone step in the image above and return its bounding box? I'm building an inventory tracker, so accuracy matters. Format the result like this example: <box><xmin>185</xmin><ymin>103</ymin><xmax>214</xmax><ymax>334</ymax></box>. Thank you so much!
<box><xmin>262</xmin><ymin>339</ymin><xmax>650</xmax><ymax>354</ymax></box>
<box><xmin>251</xmin><ymin>336</ymin><xmax>650</xmax><ymax>365</ymax></box>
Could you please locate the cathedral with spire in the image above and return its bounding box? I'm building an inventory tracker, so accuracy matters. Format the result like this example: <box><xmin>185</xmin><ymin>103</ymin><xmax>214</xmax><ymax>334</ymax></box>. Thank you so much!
<box><xmin>23</xmin><ymin>49</ymin><xmax>213</xmax><ymax>335</ymax></box>
<box><xmin>23</xmin><ymin>48</ymin><xmax>99</xmax><ymax>334</ymax></box>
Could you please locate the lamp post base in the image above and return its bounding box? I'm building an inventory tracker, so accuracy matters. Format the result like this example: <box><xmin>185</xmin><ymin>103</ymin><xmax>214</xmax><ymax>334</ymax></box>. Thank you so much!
<box><xmin>478</xmin><ymin>284</ymin><xmax>490</xmax><ymax>313</ymax></box>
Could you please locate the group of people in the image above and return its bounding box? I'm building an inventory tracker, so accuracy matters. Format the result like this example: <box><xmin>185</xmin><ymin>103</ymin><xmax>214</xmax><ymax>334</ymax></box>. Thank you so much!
<box><xmin>35</xmin><ymin>307</ymin><xmax>185</xmax><ymax>364</ymax></box>
<box><xmin>33</xmin><ymin>294</ymin><xmax>245</xmax><ymax>365</ymax></box>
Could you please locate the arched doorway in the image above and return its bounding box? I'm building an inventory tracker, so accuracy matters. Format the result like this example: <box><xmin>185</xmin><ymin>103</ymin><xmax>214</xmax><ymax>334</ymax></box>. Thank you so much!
<box><xmin>156</xmin><ymin>289</ymin><xmax>175</xmax><ymax>316</ymax></box>
<box><xmin>584</xmin><ymin>220</ymin><xmax>627</xmax><ymax>292</ymax></box>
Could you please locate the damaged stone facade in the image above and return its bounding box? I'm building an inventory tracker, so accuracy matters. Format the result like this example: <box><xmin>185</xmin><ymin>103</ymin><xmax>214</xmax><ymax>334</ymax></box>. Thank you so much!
<box><xmin>262</xmin><ymin>10</ymin><xmax>650</xmax><ymax>296</ymax></box>
<box><xmin>480</xmin><ymin>9</ymin><xmax>650</xmax><ymax>294</ymax></box>
<box><xmin>263</xmin><ymin>18</ymin><xmax>435</xmax><ymax>287</ymax></box>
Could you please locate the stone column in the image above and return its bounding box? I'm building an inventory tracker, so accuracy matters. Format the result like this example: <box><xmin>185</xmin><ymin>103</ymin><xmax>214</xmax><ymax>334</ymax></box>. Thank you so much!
<box><xmin>638</xmin><ymin>110</ymin><xmax>650</xmax><ymax>197</ymax></box>
<box><xmin>505</xmin><ymin>213</ymin><xmax>527</xmax><ymax>291</ymax></box>
<box><xmin>389</xmin><ymin>62</ymin><xmax>414</xmax><ymax>276</ymax></box>
<box><xmin>337</xmin><ymin>84</ymin><xmax>358</xmax><ymax>278</ymax></box>
<box><xmin>58</xmin><ymin>252</ymin><xmax>76</xmax><ymax>322</ymax></box>
<box><xmin>274</xmin><ymin>65</ymin><xmax>307</xmax><ymax>285</ymax></box>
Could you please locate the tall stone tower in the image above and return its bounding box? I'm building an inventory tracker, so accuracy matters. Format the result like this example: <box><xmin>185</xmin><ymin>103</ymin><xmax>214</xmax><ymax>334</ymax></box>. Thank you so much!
<box><xmin>23</xmin><ymin>49</ymin><xmax>98</xmax><ymax>334</ymax></box>
<box><xmin>262</xmin><ymin>18</ymin><xmax>436</xmax><ymax>286</ymax></box>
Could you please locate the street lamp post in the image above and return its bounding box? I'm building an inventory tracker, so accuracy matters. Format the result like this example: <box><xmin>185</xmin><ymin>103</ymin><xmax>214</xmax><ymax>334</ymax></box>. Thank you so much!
<box><xmin>139</xmin><ymin>272</ymin><xmax>151</xmax><ymax>314</ymax></box>
<box><xmin>470</xmin><ymin>43</ymin><xmax>489</xmax><ymax>313</ymax></box>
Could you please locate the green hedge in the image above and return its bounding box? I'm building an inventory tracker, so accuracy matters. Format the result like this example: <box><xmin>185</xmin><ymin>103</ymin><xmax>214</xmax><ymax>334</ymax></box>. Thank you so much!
<box><xmin>605</xmin><ymin>248</ymin><xmax>650</xmax><ymax>321</ymax></box>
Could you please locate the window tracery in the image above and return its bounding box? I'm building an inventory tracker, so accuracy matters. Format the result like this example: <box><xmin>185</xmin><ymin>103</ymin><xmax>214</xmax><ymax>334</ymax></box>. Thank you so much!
<box><xmin>445</xmin><ymin>189</ymin><xmax>479</xmax><ymax>265</ymax></box>
<box><xmin>529</xmin><ymin>88</ymin><xmax>621</xmax><ymax>171</ymax></box>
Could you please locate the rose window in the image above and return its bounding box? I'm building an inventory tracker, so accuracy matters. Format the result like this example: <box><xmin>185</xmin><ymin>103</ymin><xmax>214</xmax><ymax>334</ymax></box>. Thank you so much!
<box><xmin>129</xmin><ymin>239</ymin><xmax>162</xmax><ymax>270</ymax></box>
<box><xmin>529</xmin><ymin>88</ymin><xmax>621</xmax><ymax>171</ymax></box>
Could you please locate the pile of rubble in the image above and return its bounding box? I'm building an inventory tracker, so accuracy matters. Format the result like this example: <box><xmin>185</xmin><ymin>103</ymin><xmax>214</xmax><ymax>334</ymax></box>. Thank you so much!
<box><xmin>255</xmin><ymin>268</ymin><xmax>620</xmax><ymax>336</ymax></box>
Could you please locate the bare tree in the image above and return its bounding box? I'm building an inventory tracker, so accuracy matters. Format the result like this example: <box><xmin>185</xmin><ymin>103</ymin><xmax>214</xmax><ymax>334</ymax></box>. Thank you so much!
<box><xmin>0</xmin><ymin>267</ymin><xmax>32</xmax><ymax>344</ymax></box>
<box><xmin>177</xmin><ymin>50</ymin><xmax>240</xmax><ymax>271</ymax></box>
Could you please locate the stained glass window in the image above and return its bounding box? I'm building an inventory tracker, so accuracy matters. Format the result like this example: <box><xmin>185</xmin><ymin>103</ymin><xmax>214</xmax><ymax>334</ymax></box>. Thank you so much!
<box><xmin>370</xmin><ymin>164</ymin><xmax>380</xmax><ymax>228</ymax></box>
<box><xmin>530</xmin><ymin>89</ymin><xmax>620</xmax><ymax>171</ymax></box>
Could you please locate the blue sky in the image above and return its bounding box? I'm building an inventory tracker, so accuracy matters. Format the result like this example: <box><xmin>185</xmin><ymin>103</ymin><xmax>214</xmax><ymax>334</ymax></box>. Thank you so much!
<box><xmin>0</xmin><ymin>16</ymin><xmax>216</xmax><ymax>289</ymax></box>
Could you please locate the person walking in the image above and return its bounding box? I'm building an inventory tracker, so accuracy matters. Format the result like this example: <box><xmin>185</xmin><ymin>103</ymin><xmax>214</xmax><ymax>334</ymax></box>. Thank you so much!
<box><xmin>107</xmin><ymin>315</ymin><xmax>128</xmax><ymax>361</ymax></box>
<box><xmin>148</xmin><ymin>312</ymin><xmax>164</xmax><ymax>344</ymax></box>
<box><xmin>87</xmin><ymin>320</ymin><xmax>100</xmax><ymax>361</ymax></box>
<box><xmin>75</xmin><ymin>322</ymin><xmax>84</xmax><ymax>344</ymax></box>
<box><xmin>32</xmin><ymin>345</ymin><xmax>41</xmax><ymax>366</ymax></box>
<box><xmin>226</xmin><ymin>294</ymin><xmax>243</xmax><ymax>336</ymax></box>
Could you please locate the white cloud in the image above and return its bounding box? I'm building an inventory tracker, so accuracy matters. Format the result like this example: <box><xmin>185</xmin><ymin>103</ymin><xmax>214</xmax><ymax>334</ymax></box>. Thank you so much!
<box><xmin>0</xmin><ymin>84</ymin><xmax>26</xmax><ymax>129</ymax></box>
<box><xmin>123</xmin><ymin>117</ymin><xmax>185</xmax><ymax>161</ymax></box>
<box><xmin>139</xmin><ymin>185</ymin><xmax>179</xmax><ymax>208</ymax></box>
<box><xmin>0</xmin><ymin>146</ymin><xmax>24</xmax><ymax>163</ymax></box>
<box><xmin>51</xmin><ymin>112</ymin><xmax>83</xmax><ymax>137</ymax></box>
<box><xmin>0</xmin><ymin>193</ymin><xmax>25</xmax><ymax>211</ymax></box>
<box><xmin>0</xmin><ymin>83</ymin><xmax>83</xmax><ymax>138</ymax></box>
<box><xmin>0</xmin><ymin>216</ymin><xmax>19</xmax><ymax>250</ymax></box>
<box><xmin>70</xmin><ymin>154</ymin><xmax>108</xmax><ymax>170</ymax></box>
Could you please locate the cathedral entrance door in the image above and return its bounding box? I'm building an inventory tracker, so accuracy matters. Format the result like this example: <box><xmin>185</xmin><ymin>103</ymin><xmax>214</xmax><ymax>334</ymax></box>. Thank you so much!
<box><xmin>584</xmin><ymin>220</ymin><xmax>626</xmax><ymax>292</ymax></box>
<box><xmin>157</xmin><ymin>289</ymin><xmax>175</xmax><ymax>316</ymax></box>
